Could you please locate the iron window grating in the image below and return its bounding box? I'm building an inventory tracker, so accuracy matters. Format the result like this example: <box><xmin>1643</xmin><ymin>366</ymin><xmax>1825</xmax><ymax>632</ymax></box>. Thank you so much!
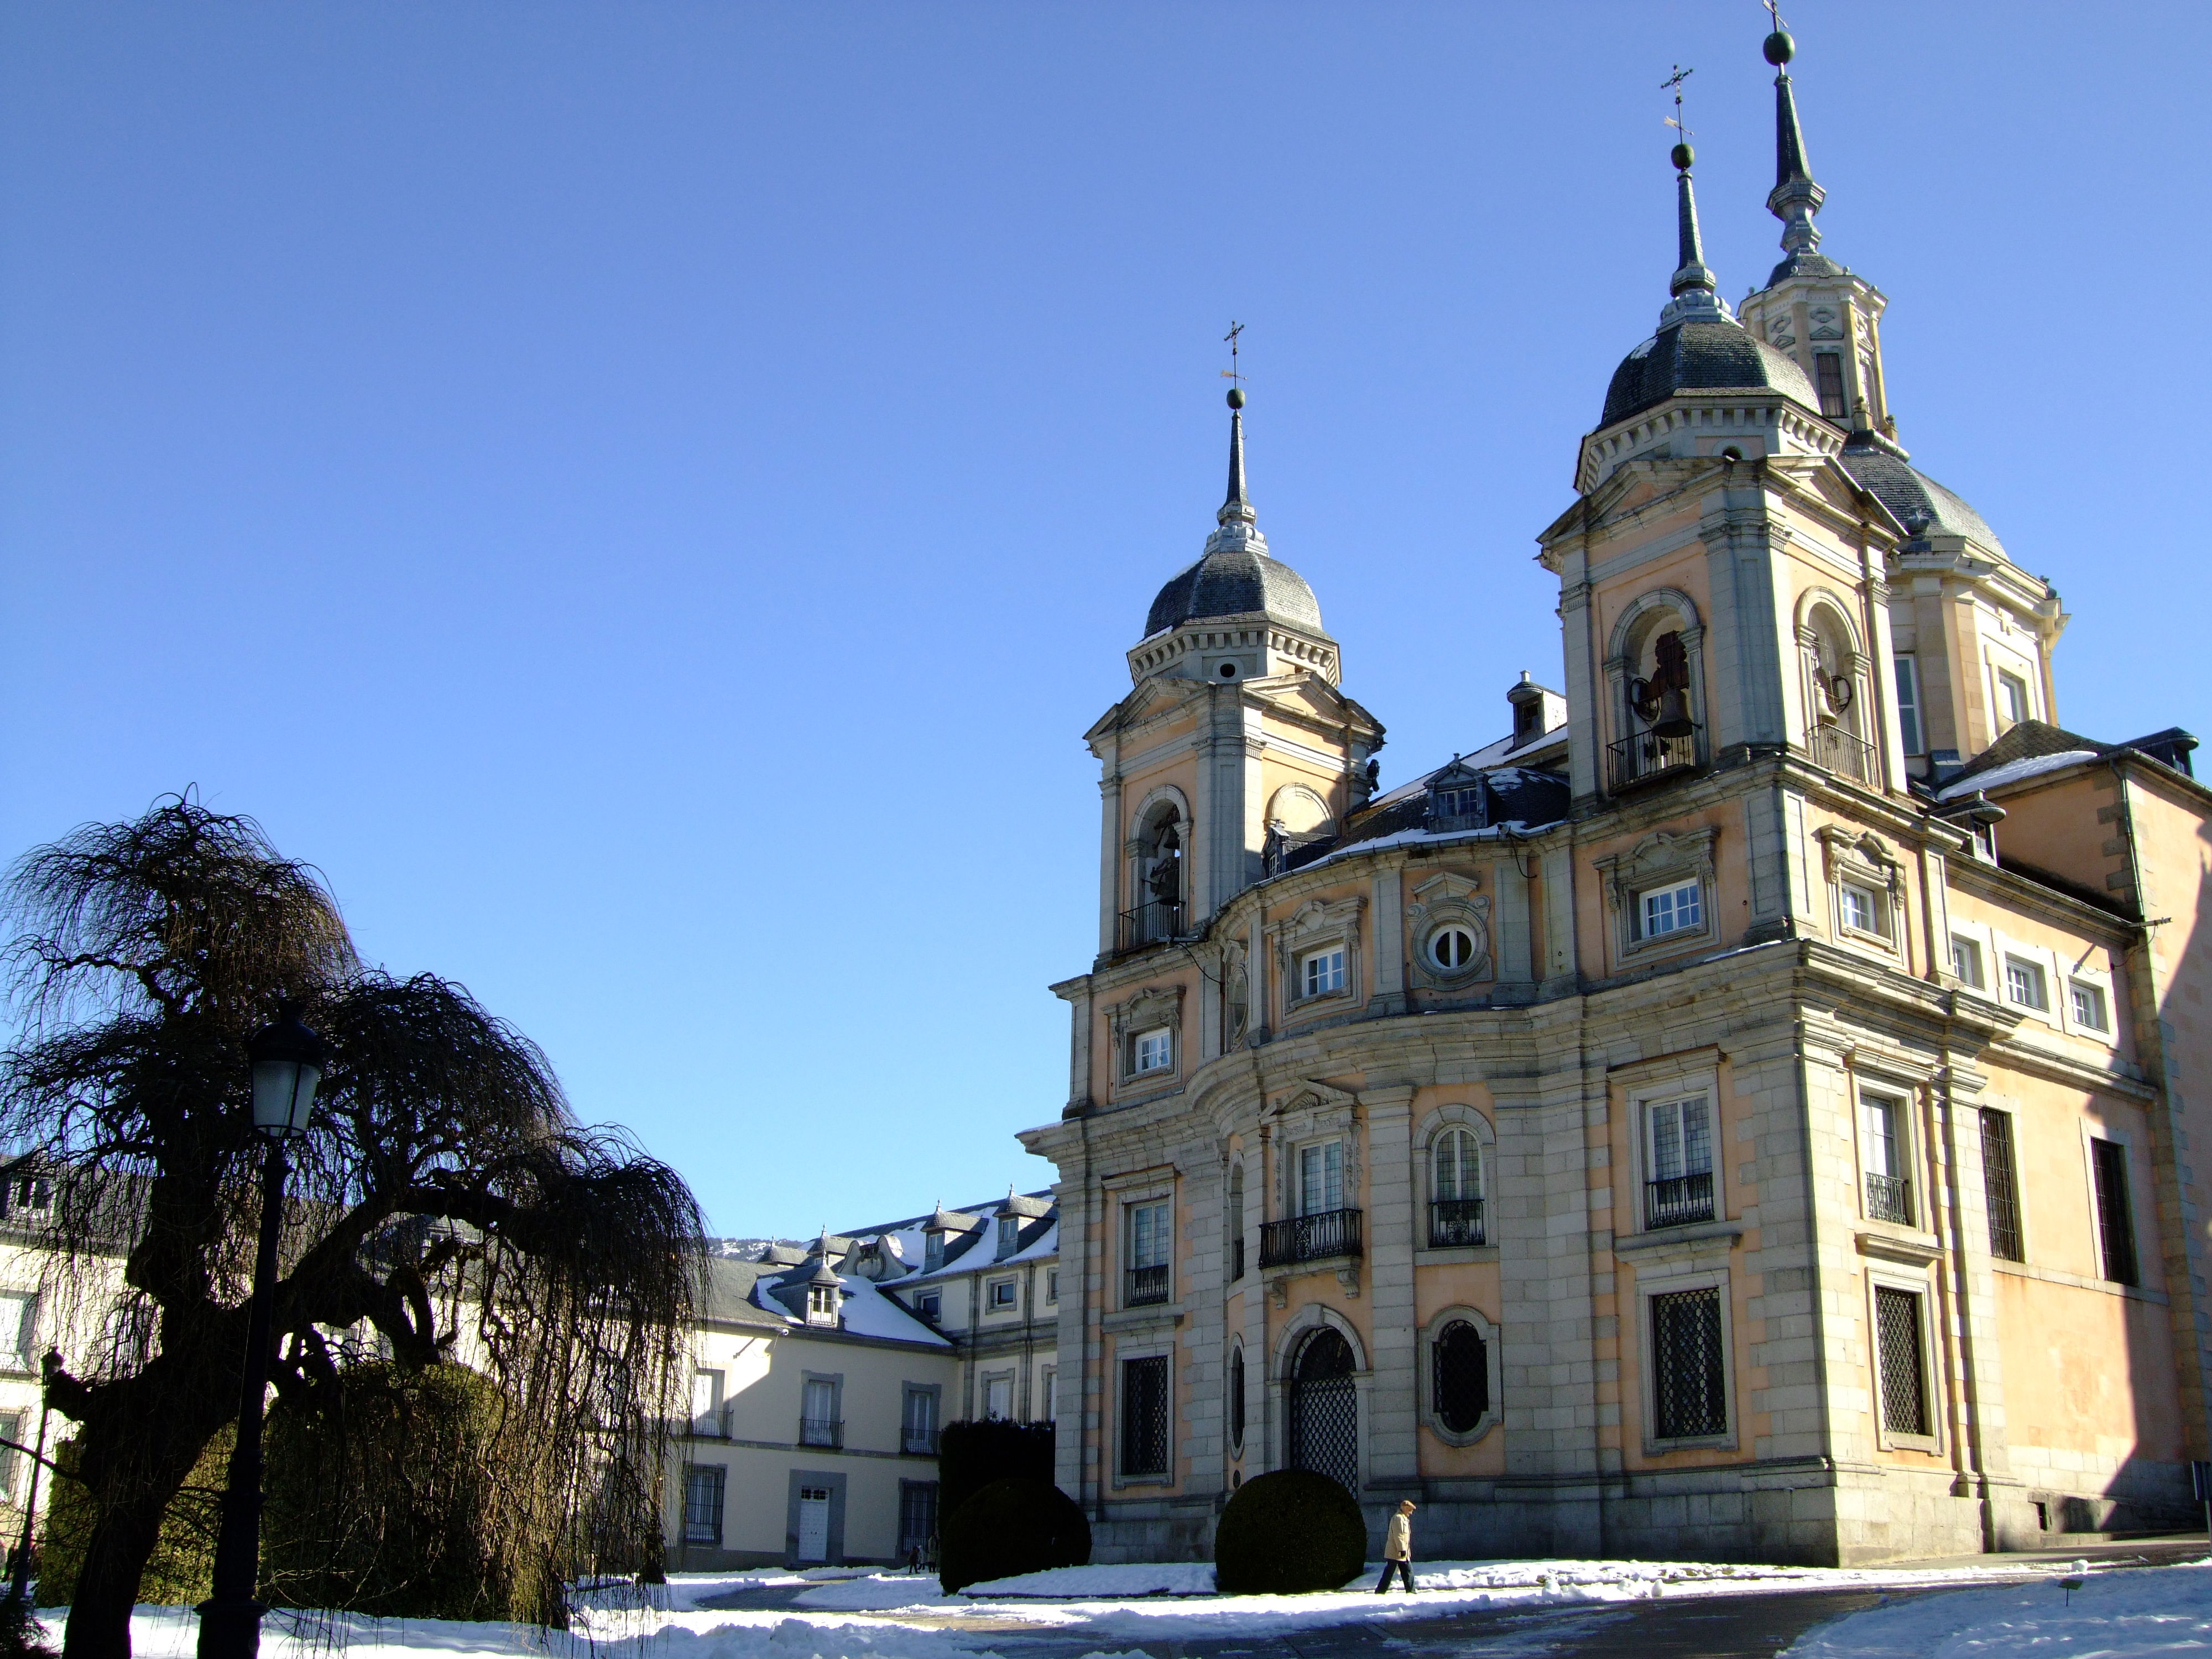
<box><xmin>2092</xmin><ymin>1139</ymin><xmax>2138</xmax><ymax>1286</ymax></box>
<box><xmin>1875</xmin><ymin>1286</ymin><xmax>1928</xmax><ymax>1437</ymax></box>
<box><xmin>1120</xmin><ymin>1355</ymin><xmax>1170</xmax><ymax>1477</ymax></box>
<box><xmin>682</xmin><ymin>1464</ymin><xmax>726</xmax><ymax>1545</ymax></box>
<box><xmin>1432</xmin><ymin>1320</ymin><xmax>1490</xmax><ymax>1434</ymax></box>
<box><xmin>1980</xmin><ymin>1109</ymin><xmax>2024</xmax><ymax>1261</ymax></box>
<box><xmin>1650</xmin><ymin>1287</ymin><xmax>1726</xmax><ymax>1440</ymax></box>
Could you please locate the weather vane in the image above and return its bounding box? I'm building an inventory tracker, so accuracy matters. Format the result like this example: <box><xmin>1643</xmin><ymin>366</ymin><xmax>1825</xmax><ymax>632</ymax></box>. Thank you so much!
<box><xmin>1222</xmin><ymin>320</ymin><xmax>1245</xmax><ymax>392</ymax></box>
<box><xmin>1661</xmin><ymin>63</ymin><xmax>1695</xmax><ymax>145</ymax></box>
<box><xmin>1763</xmin><ymin>0</ymin><xmax>1790</xmax><ymax>33</ymax></box>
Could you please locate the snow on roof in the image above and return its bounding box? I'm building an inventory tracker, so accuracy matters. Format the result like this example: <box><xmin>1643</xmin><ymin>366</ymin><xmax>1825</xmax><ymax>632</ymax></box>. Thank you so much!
<box><xmin>1369</xmin><ymin>726</ymin><xmax>1569</xmax><ymax>810</ymax></box>
<box><xmin>1937</xmin><ymin>750</ymin><xmax>2099</xmax><ymax>800</ymax></box>
<box><xmin>747</xmin><ymin>1259</ymin><xmax>951</xmax><ymax>1346</ymax></box>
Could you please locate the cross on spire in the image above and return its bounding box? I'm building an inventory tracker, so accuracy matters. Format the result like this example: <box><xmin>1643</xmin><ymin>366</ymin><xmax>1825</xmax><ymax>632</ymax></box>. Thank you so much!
<box><xmin>1222</xmin><ymin>320</ymin><xmax>1245</xmax><ymax>393</ymax></box>
<box><xmin>1763</xmin><ymin>0</ymin><xmax>1790</xmax><ymax>33</ymax></box>
<box><xmin>1661</xmin><ymin>63</ymin><xmax>1695</xmax><ymax>149</ymax></box>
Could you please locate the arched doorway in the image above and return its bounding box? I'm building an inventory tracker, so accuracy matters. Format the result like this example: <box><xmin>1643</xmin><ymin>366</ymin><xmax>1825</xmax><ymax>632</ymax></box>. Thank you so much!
<box><xmin>1287</xmin><ymin>1326</ymin><xmax>1359</xmax><ymax>1497</ymax></box>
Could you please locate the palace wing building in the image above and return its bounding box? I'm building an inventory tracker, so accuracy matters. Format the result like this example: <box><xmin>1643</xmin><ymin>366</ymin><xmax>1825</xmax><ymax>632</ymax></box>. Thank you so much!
<box><xmin>1022</xmin><ymin>29</ymin><xmax>2211</xmax><ymax>1566</ymax></box>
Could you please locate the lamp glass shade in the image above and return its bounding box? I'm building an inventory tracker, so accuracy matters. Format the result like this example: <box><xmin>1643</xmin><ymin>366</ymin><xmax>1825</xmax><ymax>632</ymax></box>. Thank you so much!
<box><xmin>250</xmin><ymin>1058</ymin><xmax>322</xmax><ymax>1139</ymax></box>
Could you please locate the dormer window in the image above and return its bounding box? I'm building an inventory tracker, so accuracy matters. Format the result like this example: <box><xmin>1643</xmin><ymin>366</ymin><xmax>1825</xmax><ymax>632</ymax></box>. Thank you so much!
<box><xmin>1426</xmin><ymin>764</ymin><xmax>1486</xmax><ymax>833</ymax></box>
<box><xmin>925</xmin><ymin>1232</ymin><xmax>945</xmax><ymax>1272</ymax></box>
<box><xmin>997</xmin><ymin>1214</ymin><xmax>1019</xmax><ymax>1257</ymax></box>
<box><xmin>806</xmin><ymin>1284</ymin><xmax>838</xmax><ymax>1324</ymax></box>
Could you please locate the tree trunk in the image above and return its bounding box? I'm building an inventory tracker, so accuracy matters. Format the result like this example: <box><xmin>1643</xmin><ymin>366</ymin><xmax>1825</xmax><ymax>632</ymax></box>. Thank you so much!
<box><xmin>61</xmin><ymin>1495</ymin><xmax>166</xmax><ymax>1659</ymax></box>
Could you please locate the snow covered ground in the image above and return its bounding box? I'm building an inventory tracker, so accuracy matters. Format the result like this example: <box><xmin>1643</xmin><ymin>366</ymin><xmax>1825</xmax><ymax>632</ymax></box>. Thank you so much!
<box><xmin>1781</xmin><ymin>1558</ymin><xmax>2212</xmax><ymax>1657</ymax></box>
<box><xmin>28</xmin><ymin>1554</ymin><xmax>2203</xmax><ymax>1659</ymax></box>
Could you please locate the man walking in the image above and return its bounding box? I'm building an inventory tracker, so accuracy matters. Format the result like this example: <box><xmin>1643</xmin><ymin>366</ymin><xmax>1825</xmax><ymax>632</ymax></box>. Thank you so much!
<box><xmin>1374</xmin><ymin>1499</ymin><xmax>1416</xmax><ymax>1593</ymax></box>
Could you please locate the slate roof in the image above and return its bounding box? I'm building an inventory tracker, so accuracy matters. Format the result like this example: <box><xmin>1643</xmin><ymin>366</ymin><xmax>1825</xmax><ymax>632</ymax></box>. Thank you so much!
<box><xmin>1600</xmin><ymin>319</ymin><xmax>1819</xmax><ymax>430</ymax></box>
<box><xmin>1144</xmin><ymin>544</ymin><xmax>1324</xmax><ymax>639</ymax></box>
<box><xmin>1941</xmin><ymin>719</ymin><xmax>2200</xmax><ymax>792</ymax></box>
<box><xmin>1837</xmin><ymin>432</ymin><xmax>2007</xmax><ymax>557</ymax></box>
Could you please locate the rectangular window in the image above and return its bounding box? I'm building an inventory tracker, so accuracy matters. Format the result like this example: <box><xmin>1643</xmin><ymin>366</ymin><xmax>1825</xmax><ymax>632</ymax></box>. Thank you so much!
<box><xmin>1997</xmin><ymin>669</ymin><xmax>2030</xmax><ymax>729</ymax></box>
<box><xmin>1644</xmin><ymin>1095</ymin><xmax>1714</xmax><ymax>1228</ymax></box>
<box><xmin>1046</xmin><ymin>1269</ymin><xmax>1058</xmax><ymax>1302</ymax></box>
<box><xmin>2070</xmin><ymin>981</ymin><xmax>2110</xmax><ymax>1032</ymax></box>
<box><xmin>682</xmin><ymin>1465</ymin><xmax>726</xmax><ymax>1545</ymax></box>
<box><xmin>1133</xmin><ymin>1027</ymin><xmax>1173</xmax><ymax>1074</ymax></box>
<box><xmin>1640</xmin><ymin>879</ymin><xmax>1702</xmax><ymax>941</ymax></box>
<box><xmin>997</xmin><ymin>1214</ymin><xmax>1019</xmax><ymax>1255</ymax></box>
<box><xmin>902</xmin><ymin>1385</ymin><xmax>939</xmax><ymax>1453</ymax></box>
<box><xmin>1895</xmin><ymin>655</ymin><xmax>1924</xmax><ymax>755</ymax></box>
<box><xmin>1649</xmin><ymin>1286</ymin><xmax>1727</xmax><ymax>1439</ymax></box>
<box><xmin>1301</xmin><ymin>948</ymin><xmax>1345</xmax><ymax>998</ymax></box>
<box><xmin>2091</xmin><ymin>1138</ymin><xmax>2138</xmax><ymax>1286</ymax></box>
<box><xmin>1040</xmin><ymin>1366</ymin><xmax>1057</xmax><ymax>1424</ymax></box>
<box><xmin>1120</xmin><ymin>1355</ymin><xmax>1170</xmax><ymax>1476</ymax></box>
<box><xmin>988</xmin><ymin>1277</ymin><xmax>1018</xmax><ymax>1311</ymax></box>
<box><xmin>984</xmin><ymin>1375</ymin><xmax>1014</xmax><ymax>1420</ymax></box>
<box><xmin>2005</xmin><ymin>956</ymin><xmax>2049</xmax><ymax>1011</ymax></box>
<box><xmin>1980</xmin><ymin>1109</ymin><xmax>2024</xmax><ymax>1262</ymax></box>
<box><xmin>1814</xmin><ymin>351</ymin><xmax>1848</xmax><ymax>418</ymax></box>
<box><xmin>1951</xmin><ymin>935</ymin><xmax>1986</xmax><ymax>989</ymax></box>
<box><xmin>925</xmin><ymin>1233</ymin><xmax>945</xmax><ymax>1271</ymax></box>
<box><xmin>1874</xmin><ymin>1286</ymin><xmax>1928</xmax><ymax>1437</ymax></box>
<box><xmin>0</xmin><ymin>1293</ymin><xmax>36</xmax><ymax>1369</ymax></box>
<box><xmin>1298</xmin><ymin>1141</ymin><xmax>1345</xmax><ymax>1215</ymax></box>
<box><xmin>1838</xmin><ymin>883</ymin><xmax>1882</xmax><ymax>936</ymax></box>
<box><xmin>916</xmin><ymin>1291</ymin><xmax>941</xmax><ymax>1322</ymax></box>
<box><xmin>0</xmin><ymin>1411</ymin><xmax>18</xmax><ymax>1501</ymax></box>
<box><xmin>898</xmin><ymin>1481</ymin><xmax>939</xmax><ymax>1556</ymax></box>
<box><xmin>1129</xmin><ymin>1201</ymin><xmax>1170</xmax><ymax>1269</ymax></box>
<box><xmin>1434</xmin><ymin>785</ymin><xmax>1482</xmax><ymax>818</ymax></box>
<box><xmin>1863</xmin><ymin>1095</ymin><xmax>1913</xmax><ymax>1224</ymax></box>
<box><xmin>801</xmin><ymin>1376</ymin><xmax>839</xmax><ymax>1446</ymax></box>
<box><xmin>690</xmin><ymin>1368</ymin><xmax>724</xmax><ymax>1433</ymax></box>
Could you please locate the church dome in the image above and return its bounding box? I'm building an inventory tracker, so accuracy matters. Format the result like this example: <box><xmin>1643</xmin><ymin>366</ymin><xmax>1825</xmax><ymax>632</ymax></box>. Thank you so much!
<box><xmin>1144</xmin><ymin>544</ymin><xmax>1323</xmax><ymax>639</ymax></box>
<box><xmin>1600</xmin><ymin>319</ymin><xmax>1819</xmax><ymax>430</ymax></box>
<box><xmin>1838</xmin><ymin>431</ymin><xmax>2007</xmax><ymax>557</ymax></box>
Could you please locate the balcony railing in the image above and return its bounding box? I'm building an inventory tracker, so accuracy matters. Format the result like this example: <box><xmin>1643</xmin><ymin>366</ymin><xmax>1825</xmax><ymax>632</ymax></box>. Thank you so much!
<box><xmin>1116</xmin><ymin>899</ymin><xmax>1186</xmax><ymax>952</ymax></box>
<box><xmin>1865</xmin><ymin>1172</ymin><xmax>1914</xmax><ymax>1225</ymax></box>
<box><xmin>1125</xmin><ymin>1262</ymin><xmax>1170</xmax><ymax>1307</ymax></box>
<box><xmin>1259</xmin><ymin>1208</ymin><xmax>1364</xmax><ymax>1269</ymax></box>
<box><xmin>1607</xmin><ymin>725</ymin><xmax>1701</xmax><ymax>792</ymax></box>
<box><xmin>1645</xmin><ymin>1171</ymin><xmax>1715</xmax><ymax>1229</ymax></box>
<box><xmin>1428</xmin><ymin>1197</ymin><xmax>1486</xmax><ymax>1248</ymax></box>
<box><xmin>799</xmin><ymin>1416</ymin><xmax>843</xmax><ymax>1449</ymax></box>
<box><xmin>901</xmin><ymin>1427</ymin><xmax>940</xmax><ymax>1455</ymax></box>
<box><xmin>1807</xmin><ymin>724</ymin><xmax>1877</xmax><ymax>785</ymax></box>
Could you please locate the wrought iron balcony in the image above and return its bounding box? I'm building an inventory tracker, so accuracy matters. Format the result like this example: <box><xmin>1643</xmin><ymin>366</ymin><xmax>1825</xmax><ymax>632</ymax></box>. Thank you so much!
<box><xmin>1116</xmin><ymin>899</ymin><xmax>1186</xmax><ymax>952</ymax></box>
<box><xmin>901</xmin><ymin>1428</ymin><xmax>940</xmax><ymax>1455</ymax></box>
<box><xmin>1125</xmin><ymin>1262</ymin><xmax>1170</xmax><ymax>1307</ymax></box>
<box><xmin>1259</xmin><ymin>1208</ymin><xmax>1363</xmax><ymax>1269</ymax></box>
<box><xmin>1865</xmin><ymin>1172</ymin><xmax>1913</xmax><ymax>1226</ymax></box>
<box><xmin>1807</xmin><ymin>724</ymin><xmax>1877</xmax><ymax>785</ymax></box>
<box><xmin>1428</xmin><ymin>1197</ymin><xmax>1486</xmax><ymax>1248</ymax></box>
<box><xmin>1645</xmin><ymin>1171</ymin><xmax>1715</xmax><ymax>1229</ymax></box>
<box><xmin>1607</xmin><ymin>725</ymin><xmax>1701</xmax><ymax>792</ymax></box>
<box><xmin>799</xmin><ymin>1416</ymin><xmax>842</xmax><ymax>1449</ymax></box>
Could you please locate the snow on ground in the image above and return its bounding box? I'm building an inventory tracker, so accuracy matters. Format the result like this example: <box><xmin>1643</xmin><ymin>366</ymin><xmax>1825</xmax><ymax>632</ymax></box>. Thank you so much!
<box><xmin>24</xmin><ymin>1554</ymin><xmax>2166</xmax><ymax>1659</ymax></box>
<box><xmin>1782</xmin><ymin>1558</ymin><xmax>2212</xmax><ymax>1657</ymax></box>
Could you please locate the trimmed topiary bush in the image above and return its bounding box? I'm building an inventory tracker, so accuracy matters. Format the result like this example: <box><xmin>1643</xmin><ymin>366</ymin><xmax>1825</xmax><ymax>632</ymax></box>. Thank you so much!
<box><xmin>936</xmin><ymin>1477</ymin><xmax>1089</xmax><ymax>1596</ymax></box>
<box><xmin>936</xmin><ymin>1419</ymin><xmax>1055</xmax><ymax>1518</ymax></box>
<box><xmin>1212</xmin><ymin>1470</ymin><xmax>1366</xmax><ymax>1594</ymax></box>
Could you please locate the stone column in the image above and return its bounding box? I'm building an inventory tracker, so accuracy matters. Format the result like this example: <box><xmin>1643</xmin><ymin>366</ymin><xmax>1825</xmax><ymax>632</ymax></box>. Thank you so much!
<box><xmin>1492</xmin><ymin>855</ymin><xmax>1533</xmax><ymax>992</ymax></box>
<box><xmin>1369</xmin><ymin>867</ymin><xmax>1407</xmax><ymax>1016</ymax></box>
<box><xmin>1363</xmin><ymin>1087</ymin><xmax>1420</xmax><ymax>1497</ymax></box>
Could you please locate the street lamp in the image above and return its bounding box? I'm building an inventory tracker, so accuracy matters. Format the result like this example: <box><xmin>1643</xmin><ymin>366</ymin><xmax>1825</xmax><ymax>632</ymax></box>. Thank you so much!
<box><xmin>196</xmin><ymin>1001</ymin><xmax>325</xmax><ymax>1659</ymax></box>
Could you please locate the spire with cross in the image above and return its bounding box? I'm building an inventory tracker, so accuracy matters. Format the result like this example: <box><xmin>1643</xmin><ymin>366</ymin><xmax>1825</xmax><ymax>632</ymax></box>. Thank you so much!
<box><xmin>1218</xmin><ymin>321</ymin><xmax>1253</xmax><ymax>525</ymax></box>
<box><xmin>1658</xmin><ymin>64</ymin><xmax>1720</xmax><ymax>312</ymax></box>
<box><xmin>1762</xmin><ymin>4</ymin><xmax>1828</xmax><ymax>277</ymax></box>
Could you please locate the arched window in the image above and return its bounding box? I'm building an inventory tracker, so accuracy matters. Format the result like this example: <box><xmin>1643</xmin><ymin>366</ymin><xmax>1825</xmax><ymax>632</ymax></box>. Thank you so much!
<box><xmin>1432</xmin><ymin>1321</ymin><xmax>1489</xmax><ymax>1434</ymax></box>
<box><xmin>1431</xmin><ymin>1128</ymin><xmax>1484</xmax><ymax>1246</ymax></box>
<box><xmin>1229</xmin><ymin>1344</ymin><xmax>1246</xmax><ymax>1453</ymax></box>
<box><xmin>1227</xmin><ymin>1164</ymin><xmax>1245</xmax><ymax>1282</ymax></box>
<box><xmin>1287</xmin><ymin>1327</ymin><xmax>1359</xmax><ymax>1496</ymax></box>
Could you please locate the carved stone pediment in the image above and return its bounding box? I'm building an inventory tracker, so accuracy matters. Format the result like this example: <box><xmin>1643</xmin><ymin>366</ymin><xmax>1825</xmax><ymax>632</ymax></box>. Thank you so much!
<box><xmin>1815</xmin><ymin>823</ymin><xmax>1904</xmax><ymax>895</ymax></box>
<box><xmin>1595</xmin><ymin>827</ymin><xmax>1718</xmax><ymax>915</ymax></box>
<box><xmin>1108</xmin><ymin>983</ymin><xmax>1184</xmax><ymax>1038</ymax></box>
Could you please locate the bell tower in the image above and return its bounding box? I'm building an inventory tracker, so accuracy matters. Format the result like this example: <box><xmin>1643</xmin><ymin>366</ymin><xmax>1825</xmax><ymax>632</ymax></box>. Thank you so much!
<box><xmin>1085</xmin><ymin>388</ymin><xmax>1383</xmax><ymax>957</ymax></box>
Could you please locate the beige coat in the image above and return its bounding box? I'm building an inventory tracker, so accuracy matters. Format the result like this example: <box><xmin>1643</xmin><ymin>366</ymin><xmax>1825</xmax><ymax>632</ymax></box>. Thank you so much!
<box><xmin>1384</xmin><ymin>1512</ymin><xmax>1411</xmax><ymax>1561</ymax></box>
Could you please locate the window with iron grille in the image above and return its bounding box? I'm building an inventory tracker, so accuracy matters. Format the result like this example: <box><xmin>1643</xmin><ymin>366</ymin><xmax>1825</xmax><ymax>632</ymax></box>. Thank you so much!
<box><xmin>1649</xmin><ymin>1287</ymin><xmax>1726</xmax><ymax>1440</ymax></box>
<box><xmin>1874</xmin><ymin>1286</ymin><xmax>1928</xmax><ymax>1437</ymax></box>
<box><xmin>1980</xmin><ymin>1109</ymin><xmax>2023</xmax><ymax>1261</ymax></box>
<box><xmin>2091</xmin><ymin>1138</ymin><xmax>2138</xmax><ymax>1286</ymax></box>
<box><xmin>1120</xmin><ymin>1355</ymin><xmax>1170</xmax><ymax>1477</ymax></box>
<box><xmin>898</xmin><ymin>1481</ymin><xmax>938</xmax><ymax>1556</ymax></box>
<box><xmin>1431</xmin><ymin>1320</ymin><xmax>1490</xmax><ymax>1434</ymax></box>
<box><xmin>1228</xmin><ymin>1345</ymin><xmax>1245</xmax><ymax>1452</ymax></box>
<box><xmin>682</xmin><ymin>1464</ymin><xmax>726</xmax><ymax>1545</ymax></box>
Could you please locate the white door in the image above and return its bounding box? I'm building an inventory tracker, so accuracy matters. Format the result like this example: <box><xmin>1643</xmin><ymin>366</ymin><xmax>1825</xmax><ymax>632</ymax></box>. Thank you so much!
<box><xmin>796</xmin><ymin>1487</ymin><xmax>831</xmax><ymax>1562</ymax></box>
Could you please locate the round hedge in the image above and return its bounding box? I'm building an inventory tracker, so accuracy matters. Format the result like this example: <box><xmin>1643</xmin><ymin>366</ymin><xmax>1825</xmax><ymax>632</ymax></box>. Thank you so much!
<box><xmin>937</xmin><ymin>1478</ymin><xmax>1091</xmax><ymax>1596</ymax></box>
<box><xmin>1212</xmin><ymin>1470</ymin><xmax>1366</xmax><ymax>1594</ymax></box>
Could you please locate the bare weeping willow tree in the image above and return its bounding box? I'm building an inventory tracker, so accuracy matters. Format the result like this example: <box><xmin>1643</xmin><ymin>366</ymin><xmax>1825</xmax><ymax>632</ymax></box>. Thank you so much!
<box><xmin>0</xmin><ymin>797</ymin><xmax>701</xmax><ymax>1659</ymax></box>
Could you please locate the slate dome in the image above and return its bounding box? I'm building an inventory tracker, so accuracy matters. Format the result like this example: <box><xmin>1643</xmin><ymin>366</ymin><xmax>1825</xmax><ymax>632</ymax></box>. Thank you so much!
<box><xmin>1600</xmin><ymin>320</ymin><xmax>1821</xmax><ymax>430</ymax></box>
<box><xmin>1144</xmin><ymin>545</ymin><xmax>1323</xmax><ymax>640</ymax></box>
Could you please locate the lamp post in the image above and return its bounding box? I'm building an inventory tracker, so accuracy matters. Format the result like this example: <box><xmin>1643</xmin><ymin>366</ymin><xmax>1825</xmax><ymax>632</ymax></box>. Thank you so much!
<box><xmin>196</xmin><ymin>1001</ymin><xmax>325</xmax><ymax>1659</ymax></box>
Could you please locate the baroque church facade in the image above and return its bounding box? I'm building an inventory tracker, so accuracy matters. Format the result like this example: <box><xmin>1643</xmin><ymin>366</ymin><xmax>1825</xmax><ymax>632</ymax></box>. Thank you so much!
<box><xmin>1021</xmin><ymin>27</ymin><xmax>2212</xmax><ymax>1566</ymax></box>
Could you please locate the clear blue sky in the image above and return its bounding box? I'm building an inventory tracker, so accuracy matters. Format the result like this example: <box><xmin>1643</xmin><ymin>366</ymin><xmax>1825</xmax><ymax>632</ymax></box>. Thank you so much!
<box><xmin>4</xmin><ymin>4</ymin><xmax>2203</xmax><ymax>1240</ymax></box>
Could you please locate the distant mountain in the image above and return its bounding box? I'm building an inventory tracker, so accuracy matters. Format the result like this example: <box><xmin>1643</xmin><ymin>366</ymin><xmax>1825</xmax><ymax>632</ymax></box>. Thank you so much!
<box><xmin>706</xmin><ymin>1237</ymin><xmax>806</xmax><ymax>1261</ymax></box>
